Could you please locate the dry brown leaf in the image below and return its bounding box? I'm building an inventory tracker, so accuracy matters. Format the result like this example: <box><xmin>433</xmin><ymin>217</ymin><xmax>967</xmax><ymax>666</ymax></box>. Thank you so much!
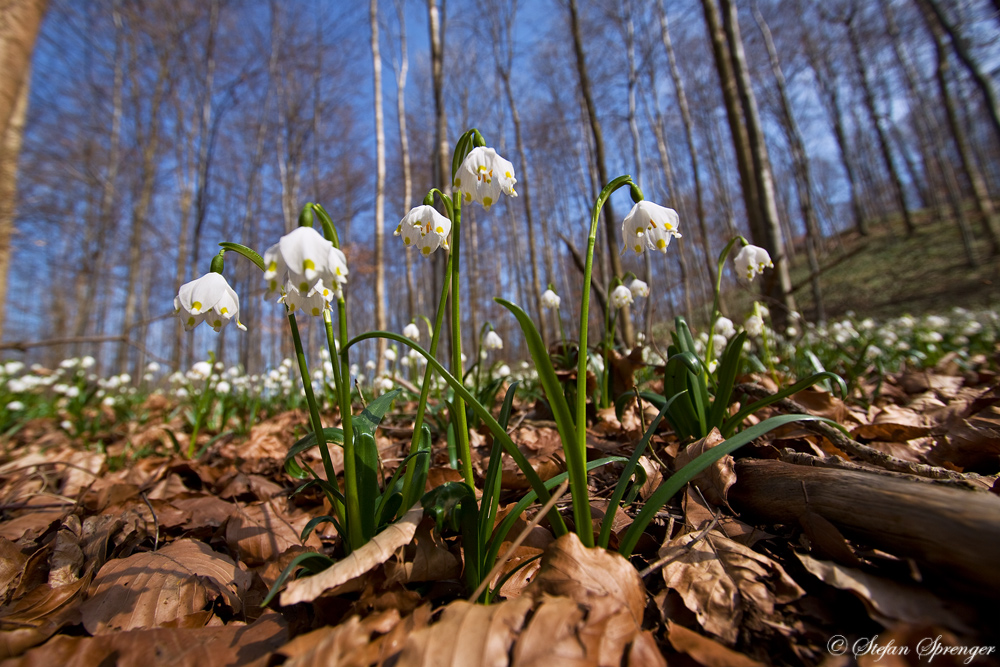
<box><xmin>627</xmin><ymin>631</ymin><xmax>667</xmax><ymax>667</ymax></box>
<box><xmin>0</xmin><ymin>574</ymin><xmax>91</xmax><ymax>659</ymax></box>
<box><xmin>659</xmin><ymin>530</ymin><xmax>803</xmax><ymax>644</ymax></box>
<box><xmin>0</xmin><ymin>537</ymin><xmax>28</xmax><ymax>603</ymax></box>
<box><xmin>280</xmin><ymin>615</ymin><xmax>383</xmax><ymax>667</ymax></box>
<box><xmin>47</xmin><ymin>516</ymin><xmax>84</xmax><ymax>587</ymax></box>
<box><xmin>384</xmin><ymin>520</ymin><xmax>461</xmax><ymax>585</ymax></box>
<box><xmin>526</xmin><ymin>533</ymin><xmax>646</xmax><ymax>666</ymax></box>
<box><xmin>2</xmin><ymin>611</ymin><xmax>286</xmax><ymax>667</ymax></box>
<box><xmin>637</xmin><ymin>456</ymin><xmax>663</xmax><ymax>501</ymax></box>
<box><xmin>673</xmin><ymin>429</ymin><xmax>735</xmax><ymax>508</ymax></box>
<box><xmin>280</xmin><ymin>505</ymin><xmax>422</xmax><ymax>605</ymax></box>
<box><xmin>395</xmin><ymin>596</ymin><xmax>533</xmax><ymax>667</ymax></box>
<box><xmin>666</xmin><ymin>620</ymin><xmax>766</xmax><ymax>667</ymax></box>
<box><xmin>169</xmin><ymin>493</ymin><xmax>236</xmax><ymax>531</ymax></box>
<box><xmin>225</xmin><ymin>500</ymin><xmax>321</xmax><ymax>567</ymax></box>
<box><xmin>795</xmin><ymin>553</ymin><xmax>974</xmax><ymax>634</ymax></box>
<box><xmin>511</xmin><ymin>595</ymin><xmax>590</xmax><ymax>666</ymax></box>
<box><xmin>79</xmin><ymin>538</ymin><xmax>250</xmax><ymax>634</ymax></box>
<box><xmin>491</xmin><ymin>545</ymin><xmax>543</xmax><ymax>600</ymax></box>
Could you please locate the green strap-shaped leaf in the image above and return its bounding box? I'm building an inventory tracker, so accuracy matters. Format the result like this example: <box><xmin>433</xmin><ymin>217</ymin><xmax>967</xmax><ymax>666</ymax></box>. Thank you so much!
<box><xmin>618</xmin><ymin>414</ymin><xmax>838</xmax><ymax>557</ymax></box>
<box><xmin>355</xmin><ymin>431</ymin><xmax>379</xmax><ymax>541</ymax></box>
<box><xmin>707</xmin><ymin>331</ymin><xmax>748</xmax><ymax>430</ymax></box>
<box><xmin>721</xmin><ymin>372</ymin><xmax>847</xmax><ymax>437</ymax></box>
<box><xmin>356</xmin><ymin>388</ymin><xmax>402</xmax><ymax>438</ymax></box>
<box><xmin>400</xmin><ymin>425</ymin><xmax>432</xmax><ymax>514</ymax></box>
<box><xmin>262</xmin><ymin>551</ymin><xmax>335</xmax><ymax>607</ymax></box>
<box><xmin>283</xmin><ymin>427</ymin><xmax>345</xmax><ymax>479</ymax></box>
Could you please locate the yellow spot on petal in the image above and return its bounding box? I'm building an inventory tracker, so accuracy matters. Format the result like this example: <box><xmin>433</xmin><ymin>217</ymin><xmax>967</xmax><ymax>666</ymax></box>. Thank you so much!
<box><xmin>220</xmin><ymin>307</ymin><xmax>229</xmax><ymax>315</ymax></box>
<box><xmin>436</xmin><ymin>226</ymin><xmax>444</xmax><ymax>233</ymax></box>
<box><xmin>505</xmin><ymin>170</ymin><xmax>512</xmax><ymax>178</ymax></box>
<box><xmin>635</xmin><ymin>244</ymin><xmax>642</xmax><ymax>253</ymax></box>
<box><xmin>187</xmin><ymin>317</ymin><xmax>196</xmax><ymax>326</ymax></box>
<box><xmin>454</xmin><ymin>177</ymin><xmax>462</xmax><ymax>187</ymax></box>
<box><xmin>289</xmin><ymin>304</ymin><xmax>296</xmax><ymax>312</ymax></box>
<box><xmin>269</xmin><ymin>280</ymin><xmax>277</xmax><ymax>291</ymax></box>
<box><xmin>336</xmin><ymin>267</ymin><xmax>342</xmax><ymax>275</ymax></box>
<box><xmin>312</xmin><ymin>307</ymin><xmax>321</xmax><ymax>316</ymax></box>
<box><xmin>665</xmin><ymin>222</ymin><xmax>673</xmax><ymax>230</ymax></box>
<box><xmin>213</xmin><ymin>320</ymin><xmax>222</xmax><ymax>328</ymax></box>
<box><xmin>422</xmin><ymin>247</ymin><xmax>431</xmax><ymax>255</ymax></box>
<box><xmin>300</xmin><ymin>281</ymin><xmax>309</xmax><ymax>292</ymax></box>
<box><xmin>483</xmin><ymin>197</ymin><xmax>493</xmax><ymax>207</ymax></box>
<box><xmin>268</xmin><ymin>261</ymin><xmax>277</xmax><ymax>271</ymax></box>
<box><xmin>303</xmin><ymin>259</ymin><xmax>315</xmax><ymax>270</ymax></box>
<box><xmin>657</xmin><ymin>239</ymin><xmax>667</xmax><ymax>250</ymax></box>
<box><xmin>192</xmin><ymin>301</ymin><xmax>202</xmax><ymax>312</ymax></box>
<box><xmin>404</xmin><ymin>236</ymin><xmax>411</xmax><ymax>245</ymax></box>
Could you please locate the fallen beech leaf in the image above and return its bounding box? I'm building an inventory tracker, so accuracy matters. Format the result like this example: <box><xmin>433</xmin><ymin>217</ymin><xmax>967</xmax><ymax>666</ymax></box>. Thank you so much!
<box><xmin>666</xmin><ymin>620</ymin><xmax>765</xmax><ymax>667</ymax></box>
<box><xmin>511</xmin><ymin>595</ymin><xmax>588</xmax><ymax>666</ymax></box>
<box><xmin>795</xmin><ymin>553</ymin><xmax>973</xmax><ymax>634</ymax></box>
<box><xmin>0</xmin><ymin>574</ymin><xmax>91</xmax><ymax>659</ymax></box>
<box><xmin>225</xmin><ymin>500</ymin><xmax>321</xmax><ymax>567</ymax></box>
<box><xmin>396</xmin><ymin>597</ymin><xmax>533</xmax><ymax>667</ymax></box>
<box><xmin>627</xmin><ymin>631</ymin><xmax>667</xmax><ymax>667</ymax></box>
<box><xmin>2</xmin><ymin>611</ymin><xmax>286</xmax><ymax>667</ymax></box>
<box><xmin>280</xmin><ymin>615</ymin><xmax>383</xmax><ymax>667</ymax></box>
<box><xmin>673</xmin><ymin>429</ymin><xmax>734</xmax><ymax>508</ymax></box>
<box><xmin>280</xmin><ymin>505</ymin><xmax>422</xmax><ymax>605</ymax></box>
<box><xmin>492</xmin><ymin>545</ymin><xmax>543</xmax><ymax>600</ymax></box>
<box><xmin>637</xmin><ymin>456</ymin><xmax>662</xmax><ymax>501</ymax></box>
<box><xmin>169</xmin><ymin>494</ymin><xmax>237</xmax><ymax>531</ymax></box>
<box><xmin>384</xmin><ymin>520</ymin><xmax>460</xmax><ymax>584</ymax></box>
<box><xmin>0</xmin><ymin>537</ymin><xmax>27</xmax><ymax>603</ymax></box>
<box><xmin>48</xmin><ymin>516</ymin><xmax>84</xmax><ymax>587</ymax></box>
<box><xmin>659</xmin><ymin>530</ymin><xmax>803</xmax><ymax>644</ymax></box>
<box><xmin>80</xmin><ymin>538</ymin><xmax>250</xmax><ymax>634</ymax></box>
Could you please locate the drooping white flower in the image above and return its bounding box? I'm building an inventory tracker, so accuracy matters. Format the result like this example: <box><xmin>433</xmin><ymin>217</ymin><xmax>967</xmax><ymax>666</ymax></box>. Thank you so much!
<box><xmin>629</xmin><ymin>279</ymin><xmax>650</xmax><ymax>298</ymax></box>
<box><xmin>496</xmin><ymin>364</ymin><xmax>511</xmax><ymax>378</ymax></box>
<box><xmin>541</xmin><ymin>289</ymin><xmax>561</xmax><ymax>310</ymax></box>
<box><xmin>174</xmin><ymin>272</ymin><xmax>247</xmax><ymax>333</ymax></box>
<box><xmin>403</xmin><ymin>322</ymin><xmax>421</xmax><ymax>340</ymax></box>
<box><xmin>611</xmin><ymin>284</ymin><xmax>634</xmax><ymax>310</ymax></box>
<box><xmin>621</xmin><ymin>201</ymin><xmax>681</xmax><ymax>255</ymax></box>
<box><xmin>733</xmin><ymin>244</ymin><xmax>774</xmax><ymax>282</ymax></box>
<box><xmin>484</xmin><ymin>330</ymin><xmax>504</xmax><ymax>350</ymax></box>
<box><xmin>8</xmin><ymin>400</ymin><xmax>24</xmax><ymax>411</ymax></box>
<box><xmin>454</xmin><ymin>147</ymin><xmax>517</xmax><ymax>210</ymax></box>
<box><xmin>715</xmin><ymin>316</ymin><xmax>736</xmax><ymax>339</ymax></box>
<box><xmin>712</xmin><ymin>334</ymin><xmax>728</xmax><ymax>357</ymax></box>
<box><xmin>384</xmin><ymin>347</ymin><xmax>397</xmax><ymax>362</ymax></box>
<box><xmin>263</xmin><ymin>226</ymin><xmax>349</xmax><ymax>299</ymax></box>
<box><xmin>395</xmin><ymin>205</ymin><xmax>452</xmax><ymax>256</ymax></box>
<box><xmin>281</xmin><ymin>278</ymin><xmax>334</xmax><ymax>317</ymax></box>
<box><xmin>744</xmin><ymin>315</ymin><xmax>764</xmax><ymax>336</ymax></box>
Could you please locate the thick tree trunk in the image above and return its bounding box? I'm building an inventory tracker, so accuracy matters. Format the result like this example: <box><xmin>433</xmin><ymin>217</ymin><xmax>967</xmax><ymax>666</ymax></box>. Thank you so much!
<box><xmin>371</xmin><ymin>0</ymin><xmax>387</xmax><ymax>373</ymax></box>
<box><xmin>392</xmin><ymin>0</ymin><xmax>417</xmax><ymax>320</ymax></box>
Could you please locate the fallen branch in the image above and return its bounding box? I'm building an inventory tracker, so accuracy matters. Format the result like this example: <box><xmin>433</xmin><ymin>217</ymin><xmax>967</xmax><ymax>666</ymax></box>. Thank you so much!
<box><xmin>731</xmin><ymin>459</ymin><xmax>1000</xmax><ymax>594</ymax></box>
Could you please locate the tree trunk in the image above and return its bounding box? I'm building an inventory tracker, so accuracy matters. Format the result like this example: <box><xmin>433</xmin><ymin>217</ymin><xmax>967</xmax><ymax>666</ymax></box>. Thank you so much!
<box><xmin>751</xmin><ymin>1</ymin><xmax>823</xmax><ymax>322</ymax></box>
<box><xmin>845</xmin><ymin>11</ymin><xmax>916</xmax><ymax>236</ymax></box>
<box><xmin>370</xmin><ymin>0</ymin><xmax>387</xmax><ymax>373</ymax></box>
<box><xmin>392</xmin><ymin>0</ymin><xmax>417</xmax><ymax>320</ymax></box>
<box><xmin>428</xmin><ymin>0</ymin><xmax>449</xmax><ymax>358</ymax></box>
<box><xmin>566</xmin><ymin>0</ymin><xmax>633</xmax><ymax>347</ymax></box>
<box><xmin>0</xmin><ymin>0</ymin><xmax>45</xmax><ymax>342</ymax></box>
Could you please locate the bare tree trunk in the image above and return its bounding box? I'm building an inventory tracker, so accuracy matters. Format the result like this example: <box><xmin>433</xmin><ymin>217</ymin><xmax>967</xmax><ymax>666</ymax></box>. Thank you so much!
<box><xmin>391</xmin><ymin>0</ymin><xmax>417</xmax><ymax>320</ymax></box>
<box><xmin>428</xmin><ymin>0</ymin><xmax>449</xmax><ymax>357</ymax></box>
<box><xmin>0</xmin><ymin>0</ymin><xmax>46</xmax><ymax>342</ymax></box>
<box><xmin>752</xmin><ymin>1</ymin><xmax>824</xmax><ymax>323</ymax></box>
<box><xmin>566</xmin><ymin>0</ymin><xmax>633</xmax><ymax>347</ymax></box>
<box><xmin>370</xmin><ymin>0</ymin><xmax>387</xmax><ymax>373</ymax></box>
<box><xmin>921</xmin><ymin>3</ymin><xmax>1000</xmax><ymax>257</ymax></box>
<box><xmin>918</xmin><ymin>0</ymin><xmax>1000</xmax><ymax>146</ymax></box>
<box><xmin>658</xmin><ymin>0</ymin><xmax>714</xmax><ymax>294</ymax></box>
<box><xmin>844</xmin><ymin>10</ymin><xmax>916</xmax><ymax>236</ymax></box>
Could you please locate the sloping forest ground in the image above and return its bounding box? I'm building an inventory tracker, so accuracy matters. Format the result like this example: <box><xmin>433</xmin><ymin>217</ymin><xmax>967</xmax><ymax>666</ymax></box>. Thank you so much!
<box><xmin>1</xmin><ymin>223</ymin><xmax>999</xmax><ymax>666</ymax></box>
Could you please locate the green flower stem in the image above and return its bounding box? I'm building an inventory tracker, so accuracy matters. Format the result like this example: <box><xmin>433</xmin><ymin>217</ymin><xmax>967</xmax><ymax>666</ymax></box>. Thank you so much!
<box><xmin>450</xmin><ymin>197</ymin><xmax>474</xmax><ymax>488</ymax></box>
<box><xmin>574</xmin><ymin>174</ymin><xmax>634</xmax><ymax>547</ymax></box>
<box><xmin>705</xmin><ymin>236</ymin><xmax>745</xmax><ymax>366</ymax></box>
<box><xmin>334</xmin><ymin>295</ymin><xmax>363</xmax><ymax>549</ymax></box>
<box><xmin>346</xmin><ymin>330</ymin><xmax>568</xmax><ymax>537</ymax></box>
<box><xmin>322</xmin><ymin>310</ymin><xmax>347</xmax><ymax>528</ymax></box>
<box><xmin>400</xmin><ymin>246</ymin><xmax>454</xmax><ymax>506</ymax></box>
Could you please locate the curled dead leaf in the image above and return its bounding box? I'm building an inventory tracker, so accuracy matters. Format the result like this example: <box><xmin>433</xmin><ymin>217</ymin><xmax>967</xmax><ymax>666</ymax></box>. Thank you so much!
<box><xmin>673</xmin><ymin>429</ymin><xmax>735</xmax><ymax>509</ymax></box>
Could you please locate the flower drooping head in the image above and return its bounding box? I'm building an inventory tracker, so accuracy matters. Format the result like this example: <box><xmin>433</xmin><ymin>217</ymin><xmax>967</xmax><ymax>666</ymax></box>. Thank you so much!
<box><xmin>263</xmin><ymin>226</ymin><xmax>348</xmax><ymax>299</ymax></box>
<box><xmin>541</xmin><ymin>289</ymin><xmax>561</xmax><ymax>310</ymax></box>
<box><xmin>483</xmin><ymin>330</ymin><xmax>504</xmax><ymax>350</ymax></box>
<box><xmin>621</xmin><ymin>201</ymin><xmax>681</xmax><ymax>255</ymax></box>
<box><xmin>174</xmin><ymin>272</ymin><xmax>247</xmax><ymax>333</ymax></box>
<box><xmin>454</xmin><ymin>147</ymin><xmax>517</xmax><ymax>210</ymax></box>
<box><xmin>403</xmin><ymin>322</ymin><xmax>421</xmax><ymax>341</ymax></box>
<box><xmin>395</xmin><ymin>205</ymin><xmax>452</xmax><ymax>256</ymax></box>
<box><xmin>734</xmin><ymin>244</ymin><xmax>774</xmax><ymax>282</ymax></box>
<box><xmin>611</xmin><ymin>284</ymin><xmax>634</xmax><ymax>310</ymax></box>
<box><xmin>629</xmin><ymin>279</ymin><xmax>649</xmax><ymax>298</ymax></box>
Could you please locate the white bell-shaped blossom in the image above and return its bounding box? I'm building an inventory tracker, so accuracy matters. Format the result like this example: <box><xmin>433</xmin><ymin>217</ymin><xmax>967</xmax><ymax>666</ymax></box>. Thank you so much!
<box><xmin>484</xmin><ymin>330</ymin><xmax>504</xmax><ymax>350</ymax></box>
<box><xmin>395</xmin><ymin>205</ymin><xmax>452</xmax><ymax>256</ymax></box>
<box><xmin>611</xmin><ymin>284</ymin><xmax>634</xmax><ymax>310</ymax></box>
<box><xmin>744</xmin><ymin>315</ymin><xmax>764</xmax><ymax>337</ymax></box>
<box><xmin>174</xmin><ymin>272</ymin><xmax>247</xmax><ymax>333</ymax></box>
<box><xmin>384</xmin><ymin>347</ymin><xmax>397</xmax><ymax>362</ymax></box>
<box><xmin>629</xmin><ymin>279</ymin><xmax>649</xmax><ymax>298</ymax></box>
<box><xmin>403</xmin><ymin>322</ymin><xmax>421</xmax><ymax>340</ymax></box>
<box><xmin>281</xmin><ymin>278</ymin><xmax>333</xmax><ymax>317</ymax></box>
<box><xmin>263</xmin><ymin>226</ymin><xmax>349</xmax><ymax>297</ymax></box>
<box><xmin>621</xmin><ymin>201</ymin><xmax>681</xmax><ymax>255</ymax></box>
<box><xmin>715</xmin><ymin>316</ymin><xmax>737</xmax><ymax>339</ymax></box>
<box><xmin>734</xmin><ymin>244</ymin><xmax>774</xmax><ymax>282</ymax></box>
<box><xmin>454</xmin><ymin>147</ymin><xmax>517</xmax><ymax>210</ymax></box>
<box><xmin>541</xmin><ymin>289</ymin><xmax>561</xmax><ymax>310</ymax></box>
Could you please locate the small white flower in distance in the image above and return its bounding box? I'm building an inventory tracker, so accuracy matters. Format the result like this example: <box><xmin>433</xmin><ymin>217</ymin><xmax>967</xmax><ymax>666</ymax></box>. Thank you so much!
<box><xmin>712</xmin><ymin>334</ymin><xmax>728</xmax><ymax>357</ymax></box>
<box><xmin>174</xmin><ymin>272</ymin><xmax>247</xmax><ymax>333</ymax></box>
<box><xmin>4</xmin><ymin>361</ymin><xmax>24</xmax><ymax>376</ymax></box>
<box><xmin>216</xmin><ymin>380</ymin><xmax>231</xmax><ymax>394</ymax></box>
<box><xmin>744</xmin><ymin>315</ymin><xmax>764</xmax><ymax>337</ymax></box>
<box><xmin>454</xmin><ymin>147</ymin><xmax>517</xmax><ymax>210</ymax></box>
<box><xmin>715</xmin><ymin>316</ymin><xmax>736</xmax><ymax>339</ymax></box>
<box><xmin>541</xmin><ymin>289</ymin><xmax>561</xmax><ymax>310</ymax></box>
<box><xmin>396</xmin><ymin>205</ymin><xmax>452</xmax><ymax>256</ymax></box>
<box><xmin>403</xmin><ymin>322</ymin><xmax>421</xmax><ymax>340</ymax></box>
<box><xmin>733</xmin><ymin>244</ymin><xmax>774</xmax><ymax>282</ymax></box>
<box><xmin>365</xmin><ymin>360</ymin><xmax>376</xmax><ymax>370</ymax></box>
<box><xmin>81</xmin><ymin>356</ymin><xmax>96</xmax><ymax>369</ymax></box>
<box><xmin>384</xmin><ymin>348</ymin><xmax>397</xmax><ymax>362</ymax></box>
<box><xmin>621</xmin><ymin>201</ymin><xmax>681</xmax><ymax>254</ymax></box>
<box><xmin>375</xmin><ymin>376</ymin><xmax>394</xmax><ymax>392</ymax></box>
<box><xmin>629</xmin><ymin>279</ymin><xmax>650</xmax><ymax>298</ymax></box>
<box><xmin>484</xmin><ymin>330</ymin><xmax>504</xmax><ymax>350</ymax></box>
<box><xmin>8</xmin><ymin>400</ymin><xmax>25</xmax><ymax>411</ymax></box>
<box><xmin>496</xmin><ymin>364</ymin><xmax>511</xmax><ymax>378</ymax></box>
<box><xmin>263</xmin><ymin>226</ymin><xmax>348</xmax><ymax>297</ymax></box>
<box><xmin>611</xmin><ymin>284</ymin><xmax>634</xmax><ymax>310</ymax></box>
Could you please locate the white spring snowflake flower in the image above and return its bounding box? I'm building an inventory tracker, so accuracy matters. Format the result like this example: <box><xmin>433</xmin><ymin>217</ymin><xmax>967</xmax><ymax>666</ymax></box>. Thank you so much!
<box><xmin>629</xmin><ymin>279</ymin><xmax>650</xmax><ymax>298</ymax></box>
<box><xmin>733</xmin><ymin>244</ymin><xmax>774</xmax><ymax>282</ymax></box>
<box><xmin>611</xmin><ymin>284</ymin><xmax>634</xmax><ymax>310</ymax></box>
<box><xmin>744</xmin><ymin>315</ymin><xmax>764</xmax><ymax>337</ymax></box>
<box><xmin>384</xmin><ymin>348</ymin><xmax>397</xmax><ymax>363</ymax></box>
<box><xmin>263</xmin><ymin>226</ymin><xmax>348</xmax><ymax>305</ymax></box>
<box><xmin>621</xmin><ymin>201</ymin><xmax>681</xmax><ymax>255</ymax></box>
<box><xmin>174</xmin><ymin>272</ymin><xmax>247</xmax><ymax>332</ymax></box>
<box><xmin>484</xmin><ymin>330</ymin><xmax>504</xmax><ymax>350</ymax></box>
<box><xmin>454</xmin><ymin>147</ymin><xmax>517</xmax><ymax>210</ymax></box>
<box><xmin>541</xmin><ymin>289</ymin><xmax>561</xmax><ymax>310</ymax></box>
<box><xmin>403</xmin><ymin>322</ymin><xmax>421</xmax><ymax>340</ymax></box>
<box><xmin>715</xmin><ymin>316</ymin><xmax>737</xmax><ymax>339</ymax></box>
<box><xmin>395</xmin><ymin>205</ymin><xmax>452</xmax><ymax>256</ymax></box>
